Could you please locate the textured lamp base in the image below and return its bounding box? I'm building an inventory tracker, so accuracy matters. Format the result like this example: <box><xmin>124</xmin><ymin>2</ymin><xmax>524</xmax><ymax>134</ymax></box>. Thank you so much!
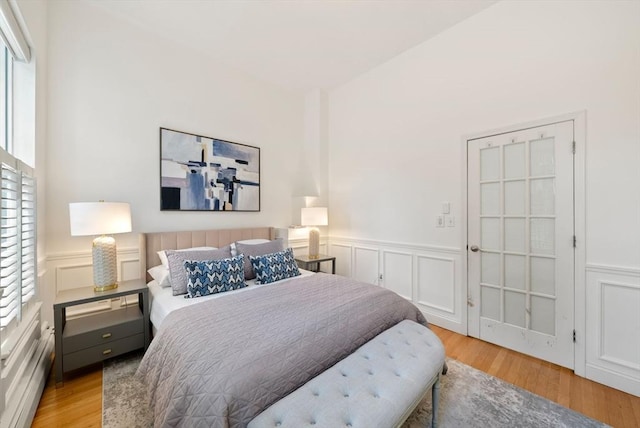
<box><xmin>308</xmin><ymin>227</ymin><xmax>320</xmax><ymax>259</ymax></box>
<box><xmin>92</xmin><ymin>235</ymin><xmax>119</xmax><ymax>292</ymax></box>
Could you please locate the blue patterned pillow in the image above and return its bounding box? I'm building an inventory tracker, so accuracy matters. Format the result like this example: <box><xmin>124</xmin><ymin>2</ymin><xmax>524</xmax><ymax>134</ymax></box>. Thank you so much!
<box><xmin>183</xmin><ymin>254</ymin><xmax>247</xmax><ymax>298</ymax></box>
<box><xmin>250</xmin><ymin>248</ymin><xmax>301</xmax><ymax>285</ymax></box>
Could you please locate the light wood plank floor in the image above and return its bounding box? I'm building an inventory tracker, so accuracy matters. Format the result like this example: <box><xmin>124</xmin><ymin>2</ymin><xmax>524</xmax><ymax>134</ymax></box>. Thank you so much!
<box><xmin>32</xmin><ymin>325</ymin><xmax>640</xmax><ymax>427</ymax></box>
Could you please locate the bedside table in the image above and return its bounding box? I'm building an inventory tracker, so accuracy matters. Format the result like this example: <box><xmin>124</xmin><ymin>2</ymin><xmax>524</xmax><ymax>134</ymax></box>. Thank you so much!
<box><xmin>295</xmin><ymin>254</ymin><xmax>336</xmax><ymax>274</ymax></box>
<box><xmin>53</xmin><ymin>278</ymin><xmax>150</xmax><ymax>386</ymax></box>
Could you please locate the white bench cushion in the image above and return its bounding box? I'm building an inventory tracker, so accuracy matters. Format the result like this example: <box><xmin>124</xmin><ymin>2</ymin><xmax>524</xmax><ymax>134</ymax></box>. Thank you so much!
<box><xmin>249</xmin><ymin>320</ymin><xmax>446</xmax><ymax>428</ymax></box>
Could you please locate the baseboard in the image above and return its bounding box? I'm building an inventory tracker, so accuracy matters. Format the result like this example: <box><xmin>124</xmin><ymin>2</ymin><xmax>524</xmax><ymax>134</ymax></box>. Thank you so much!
<box><xmin>586</xmin><ymin>363</ymin><xmax>640</xmax><ymax>397</ymax></box>
<box><xmin>419</xmin><ymin>306</ymin><xmax>465</xmax><ymax>335</ymax></box>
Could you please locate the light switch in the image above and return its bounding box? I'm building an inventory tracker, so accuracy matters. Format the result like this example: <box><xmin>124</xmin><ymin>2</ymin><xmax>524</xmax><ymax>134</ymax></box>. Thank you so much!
<box><xmin>436</xmin><ymin>216</ymin><xmax>445</xmax><ymax>228</ymax></box>
<box><xmin>442</xmin><ymin>202</ymin><xmax>450</xmax><ymax>214</ymax></box>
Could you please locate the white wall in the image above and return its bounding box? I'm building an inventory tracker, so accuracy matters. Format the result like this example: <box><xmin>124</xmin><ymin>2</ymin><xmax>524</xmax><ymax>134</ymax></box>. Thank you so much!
<box><xmin>46</xmin><ymin>0</ymin><xmax>304</xmax><ymax>257</ymax></box>
<box><xmin>327</xmin><ymin>0</ymin><xmax>640</xmax><ymax>395</ymax></box>
<box><xmin>329</xmin><ymin>0</ymin><xmax>639</xmax><ymax>267</ymax></box>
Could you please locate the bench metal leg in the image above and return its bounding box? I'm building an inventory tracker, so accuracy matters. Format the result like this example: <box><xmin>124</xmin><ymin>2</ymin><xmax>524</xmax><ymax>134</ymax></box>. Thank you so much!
<box><xmin>431</xmin><ymin>374</ymin><xmax>441</xmax><ymax>428</ymax></box>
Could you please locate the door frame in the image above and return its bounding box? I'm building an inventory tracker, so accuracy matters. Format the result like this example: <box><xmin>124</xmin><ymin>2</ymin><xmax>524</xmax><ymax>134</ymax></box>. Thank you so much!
<box><xmin>460</xmin><ymin>111</ymin><xmax>586</xmax><ymax>376</ymax></box>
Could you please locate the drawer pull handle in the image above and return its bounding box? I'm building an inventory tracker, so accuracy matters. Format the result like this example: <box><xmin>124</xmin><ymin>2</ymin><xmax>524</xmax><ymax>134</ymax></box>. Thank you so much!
<box><xmin>103</xmin><ymin>349</ymin><xmax>112</xmax><ymax>355</ymax></box>
<box><xmin>102</xmin><ymin>333</ymin><xmax>112</xmax><ymax>339</ymax></box>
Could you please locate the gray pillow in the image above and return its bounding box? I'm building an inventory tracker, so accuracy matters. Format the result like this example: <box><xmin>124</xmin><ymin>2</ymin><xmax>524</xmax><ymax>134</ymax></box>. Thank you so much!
<box><xmin>166</xmin><ymin>246</ymin><xmax>233</xmax><ymax>296</ymax></box>
<box><xmin>235</xmin><ymin>239</ymin><xmax>284</xmax><ymax>280</ymax></box>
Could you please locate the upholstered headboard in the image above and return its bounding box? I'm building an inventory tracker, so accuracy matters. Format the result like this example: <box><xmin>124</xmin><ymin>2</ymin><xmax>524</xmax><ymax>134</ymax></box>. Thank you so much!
<box><xmin>139</xmin><ymin>227</ymin><xmax>275</xmax><ymax>281</ymax></box>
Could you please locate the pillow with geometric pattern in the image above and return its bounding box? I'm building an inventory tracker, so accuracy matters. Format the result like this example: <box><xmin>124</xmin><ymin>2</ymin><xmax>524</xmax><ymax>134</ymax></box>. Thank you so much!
<box><xmin>249</xmin><ymin>248</ymin><xmax>301</xmax><ymax>285</ymax></box>
<box><xmin>235</xmin><ymin>239</ymin><xmax>284</xmax><ymax>280</ymax></box>
<box><xmin>183</xmin><ymin>254</ymin><xmax>247</xmax><ymax>298</ymax></box>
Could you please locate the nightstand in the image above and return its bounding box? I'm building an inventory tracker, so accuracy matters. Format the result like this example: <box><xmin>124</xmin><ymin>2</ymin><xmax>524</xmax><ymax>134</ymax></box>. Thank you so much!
<box><xmin>53</xmin><ymin>278</ymin><xmax>150</xmax><ymax>386</ymax></box>
<box><xmin>295</xmin><ymin>254</ymin><xmax>336</xmax><ymax>274</ymax></box>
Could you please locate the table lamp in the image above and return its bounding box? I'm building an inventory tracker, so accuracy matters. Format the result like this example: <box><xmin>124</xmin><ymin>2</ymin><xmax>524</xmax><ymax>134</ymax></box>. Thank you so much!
<box><xmin>301</xmin><ymin>207</ymin><xmax>328</xmax><ymax>259</ymax></box>
<box><xmin>69</xmin><ymin>201</ymin><xmax>132</xmax><ymax>292</ymax></box>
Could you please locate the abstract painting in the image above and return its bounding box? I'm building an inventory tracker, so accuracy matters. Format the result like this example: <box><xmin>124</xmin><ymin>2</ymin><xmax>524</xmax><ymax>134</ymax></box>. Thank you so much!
<box><xmin>160</xmin><ymin>128</ymin><xmax>260</xmax><ymax>211</ymax></box>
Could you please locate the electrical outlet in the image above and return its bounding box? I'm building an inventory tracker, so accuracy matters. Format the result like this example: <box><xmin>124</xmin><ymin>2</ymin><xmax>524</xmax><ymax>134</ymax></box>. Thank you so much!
<box><xmin>446</xmin><ymin>216</ymin><xmax>455</xmax><ymax>227</ymax></box>
<box><xmin>436</xmin><ymin>215</ymin><xmax>445</xmax><ymax>228</ymax></box>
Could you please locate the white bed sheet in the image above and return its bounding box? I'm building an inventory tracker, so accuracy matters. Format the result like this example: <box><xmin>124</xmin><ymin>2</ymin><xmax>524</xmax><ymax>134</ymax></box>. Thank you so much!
<box><xmin>148</xmin><ymin>269</ymin><xmax>315</xmax><ymax>330</ymax></box>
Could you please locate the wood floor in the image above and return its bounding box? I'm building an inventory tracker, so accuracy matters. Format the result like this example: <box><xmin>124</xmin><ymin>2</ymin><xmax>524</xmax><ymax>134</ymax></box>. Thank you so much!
<box><xmin>32</xmin><ymin>325</ymin><xmax>640</xmax><ymax>428</ymax></box>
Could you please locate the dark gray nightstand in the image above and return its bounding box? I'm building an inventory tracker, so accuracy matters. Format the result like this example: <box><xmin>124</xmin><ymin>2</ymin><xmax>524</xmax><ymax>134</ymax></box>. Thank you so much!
<box><xmin>53</xmin><ymin>278</ymin><xmax>150</xmax><ymax>386</ymax></box>
<box><xmin>295</xmin><ymin>254</ymin><xmax>336</xmax><ymax>274</ymax></box>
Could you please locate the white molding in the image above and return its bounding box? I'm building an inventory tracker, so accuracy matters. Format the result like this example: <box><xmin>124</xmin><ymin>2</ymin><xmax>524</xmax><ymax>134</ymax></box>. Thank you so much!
<box><xmin>46</xmin><ymin>246</ymin><xmax>139</xmax><ymax>261</ymax></box>
<box><xmin>54</xmin><ymin>262</ymin><xmax>92</xmax><ymax>290</ymax></box>
<box><xmin>586</xmin><ymin>263</ymin><xmax>640</xmax><ymax>277</ymax></box>
<box><xmin>417</xmin><ymin>306</ymin><xmax>465</xmax><ymax>335</ymax></box>
<box><xmin>586</xmin><ymin>269</ymin><xmax>640</xmax><ymax>396</ymax></box>
<box><xmin>460</xmin><ymin>130</ymin><xmax>470</xmax><ymax>336</ymax></box>
<box><xmin>352</xmin><ymin>246</ymin><xmax>380</xmax><ymax>285</ymax></box>
<box><xmin>381</xmin><ymin>249</ymin><xmax>413</xmax><ymax>299</ymax></box>
<box><xmin>462</xmin><ymin>110</ymin><xmax>588</xmax><ymax>142</ymax></box>
<box><xmin>598</xmin><ymin>280</ymin><xmax>640</xmax><ymax>371</ymax></box>
<box><xmin>415</xmin><ymin>254</ymin><xmax>456</xmax><ymax>315</ymax></box>
<box><xmin>330</xmin><ymin>236</ymin><xmax>459</xmax><ymax>255</ymax></box>
<box><xmin>328</xmin><ymin>242</ymin><xmax>353</xmax><ymax>277</ymax></box>
<box><xmin>586</xmin><ymin>364</ymin><xmax>640</xmax><ymax>397</ymax></box>
<box><xmin>328</xmin><ymin>237</ymin><xmax>463</xmax><ymax>332</ymax></box>
<box><xmin>49</xmin><ymin>250</ymin><xmax>141</xmax><ymax>318</ymax></box>
<box><xmin>599</xmin><ymin>355</ymin><xmax>640</xmax><ymax>372</ymax></box>
<box><xmin>573</xmin><ymin>110</ymin><xmax>587</xmax><ymax>378</ymax></box>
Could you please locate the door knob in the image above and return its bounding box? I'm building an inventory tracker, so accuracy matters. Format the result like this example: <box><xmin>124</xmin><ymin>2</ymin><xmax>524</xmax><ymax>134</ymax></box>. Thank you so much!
<box><xmin>470</xmin><ymin>245</ymin><xmax>479</xmax><ymax>252</ymax></box>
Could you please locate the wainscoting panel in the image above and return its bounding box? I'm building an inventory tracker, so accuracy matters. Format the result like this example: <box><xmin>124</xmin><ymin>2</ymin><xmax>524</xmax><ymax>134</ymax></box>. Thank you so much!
<box><xmin>55</xmin><ymin>262</ymin><xmax>93</xmax><ymax>293</ymax></box>
<box><xmin>46</xmin><ymin>248</ymin><xmax>141</xmax><ymax>320</ymax></box>
<box><xmin>328</xmin><ymin>237</ymin><xmax>464</xmax><ymax>333</ymax></box>
<box><xmin>381</xmin><ymin>250</ymin><xmax>413</xmax><ymax>300</ymax></box>
<box><xmin>353</xmin><ymin>247</ymin><xmax>380</xmax><ymax>285</ymax></box>
<box><xmin>416</xmin><ymin>254</ymin><xmax>455</xmax><ymax>315</ymax></box>
<box><xmin>329</xmin><ymin>243</ymin><xmax>353</xmax><ymax>277</ymax></box>
<box><xmin>586</xmin><ymin>265</ymin><xmax>640</xmax><ymax>397</ymax></box>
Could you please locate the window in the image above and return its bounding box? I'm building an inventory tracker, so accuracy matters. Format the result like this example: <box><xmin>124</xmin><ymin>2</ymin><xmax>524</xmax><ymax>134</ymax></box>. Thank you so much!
<box><xmin>0</xmin><ymin>24</ymin><xmax>35</xmax><ymax>339</ymax></box>
<box><xmin>0</xmin><ymin>46</ymin><xmax>9</xmax><ymax>152</ymax></box>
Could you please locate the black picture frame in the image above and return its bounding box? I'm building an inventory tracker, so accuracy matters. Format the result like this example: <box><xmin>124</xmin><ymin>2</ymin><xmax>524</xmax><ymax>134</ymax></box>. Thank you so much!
<box><xmin>160</xmin><ymin>127</ymin><xmax>260</xmax><ymax>211</ymax></box>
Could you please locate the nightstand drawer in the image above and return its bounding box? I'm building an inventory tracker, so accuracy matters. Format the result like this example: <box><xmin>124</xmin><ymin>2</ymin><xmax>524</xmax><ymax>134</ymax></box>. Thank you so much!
<box><xmin>62</xmin><ymin>307</ymin><xmax>143</xmax><ymax>354</ymax></box>
<box><xmin>63</xmin><ymin>333</ymin><xmax>144</xmax><ymax>372</ymax></box>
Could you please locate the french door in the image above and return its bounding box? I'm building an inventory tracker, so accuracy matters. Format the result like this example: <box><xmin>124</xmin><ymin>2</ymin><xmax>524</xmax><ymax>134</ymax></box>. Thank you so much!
<box><xmin>467</xmin><ymin>120</ymin><xmax>575</xmax><ymax>369</ymax></box>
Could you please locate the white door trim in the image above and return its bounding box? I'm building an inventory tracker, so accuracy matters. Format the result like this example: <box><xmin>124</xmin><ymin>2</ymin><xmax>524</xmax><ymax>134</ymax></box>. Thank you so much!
<box><xmin>460</xmin><ymin>111</ymin><xmax>586</xmax><ymax>376</ymax></box>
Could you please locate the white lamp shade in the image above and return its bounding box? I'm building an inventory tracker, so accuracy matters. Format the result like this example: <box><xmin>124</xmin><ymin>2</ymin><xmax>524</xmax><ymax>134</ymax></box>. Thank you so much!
<box><xmin>69</xmin><ymin>202</ymin><xmax>132</xmax><ymax>236</ymax></box>
<box><xmin>301</xmin><ymin>207</ymin><xmax>328</xmax><ymax>226</ymax></box>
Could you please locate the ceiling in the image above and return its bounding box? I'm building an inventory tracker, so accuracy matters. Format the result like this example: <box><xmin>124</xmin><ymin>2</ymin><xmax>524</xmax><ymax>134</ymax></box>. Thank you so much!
<box><xmin>95</xmin><ymin>0</ymin><xmax>496</xmax><ymax>92</ymax></box>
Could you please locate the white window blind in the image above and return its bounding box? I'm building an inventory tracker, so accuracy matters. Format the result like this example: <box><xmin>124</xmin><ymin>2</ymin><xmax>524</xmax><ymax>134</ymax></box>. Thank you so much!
<box><xmin>20</xmin><ymin>172</ymin><xmax>34</xmax><ymax>301</ymax></box>
<box><xmin>0</xmin><ymin>149</ymin><xmax>34</xmax><ymax>330</ymax></box>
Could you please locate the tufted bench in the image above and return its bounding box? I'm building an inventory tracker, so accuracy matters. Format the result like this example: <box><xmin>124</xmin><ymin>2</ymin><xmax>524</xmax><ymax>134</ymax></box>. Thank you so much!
<box><xmin>248</xmin><ymin>320</ymin><xmax>446</xmax><ymax>428</ymax></box>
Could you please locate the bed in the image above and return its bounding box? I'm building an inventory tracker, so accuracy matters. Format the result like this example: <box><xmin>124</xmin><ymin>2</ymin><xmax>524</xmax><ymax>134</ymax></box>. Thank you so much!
<box><xmin>136</xmin><ymin>227</ymin><xmax>429</xmax><ymax>428</ymax></box>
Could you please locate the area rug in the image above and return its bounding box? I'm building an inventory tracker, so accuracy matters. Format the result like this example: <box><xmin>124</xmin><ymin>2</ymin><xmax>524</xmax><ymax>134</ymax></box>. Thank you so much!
<box><xmin>103</xmin><ymin>352</ymin><xmax>608</xmax><ymax>428</ymax></box>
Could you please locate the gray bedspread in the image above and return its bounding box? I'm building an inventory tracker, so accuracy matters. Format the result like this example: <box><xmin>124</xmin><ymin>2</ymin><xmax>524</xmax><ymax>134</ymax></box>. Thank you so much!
<box><xmin>137</xmin><ymin>273</ymin><xmax>427</xmax><ymax>428</ymax></box>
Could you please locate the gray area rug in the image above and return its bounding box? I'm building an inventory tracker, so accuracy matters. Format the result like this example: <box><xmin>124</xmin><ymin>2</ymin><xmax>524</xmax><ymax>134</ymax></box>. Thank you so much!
<box><xmin>103</xmin><ymin>352</ymin><xmax>608</xmax><ymax>428</ymax></box>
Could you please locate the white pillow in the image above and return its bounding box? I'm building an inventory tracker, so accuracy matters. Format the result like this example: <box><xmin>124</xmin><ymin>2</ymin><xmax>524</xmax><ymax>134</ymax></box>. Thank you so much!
<box><xmin>230</xmin><ymin>239</ymin><xmax>271</xmax><ymax>256</ymax></box>
<box><xmin>147</xmin><ymin>264</ymin><xmax>171</xmax><ymax>287</ymax></box>
<box><xmin>157</xmin><ymin>246</ymin><xmax>217</xmax><ymax>268</ymax></box>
